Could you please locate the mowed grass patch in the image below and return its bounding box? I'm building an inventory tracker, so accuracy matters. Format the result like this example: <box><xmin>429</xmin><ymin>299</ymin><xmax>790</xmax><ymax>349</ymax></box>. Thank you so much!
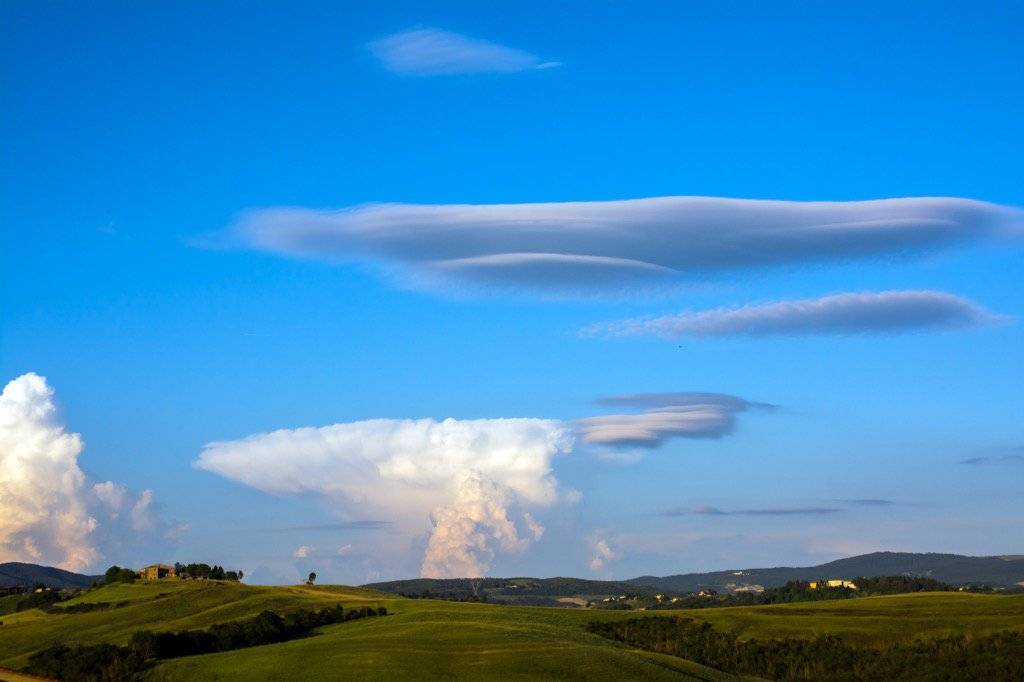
<box><xmin>148</xmin><ymin>599</ymin><xmax>739</xmax><ymax>681</ymax></box>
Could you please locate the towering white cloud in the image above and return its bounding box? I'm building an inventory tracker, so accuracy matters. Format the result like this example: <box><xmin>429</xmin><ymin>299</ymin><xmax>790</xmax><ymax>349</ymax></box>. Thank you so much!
<box><xmin>369</xmin><ymin>28</ymin><xmax>558</xmax><ymax>76</ymax></box>
<box><xmin>0</xmin><ymin>373</ymin><xmax>98</xmax><ymax>570</ymax></box>
<box><xmin>194</xmin><ymin>418</ymin><xmax>573</xmax><ymax>578</ymax></box>
<box><xmin>584</xmin><ymin>290</ymin><xmax>1005</xmax><ymax>338</ymax></box>
<box><xmin>0</xmin><ymin>373</ymin><xmax>179</xmax><ymax>572</ymax></box>
<box><xmin>228</xmin><ymin>196</ymin><xmax>1022</xmax><ymax>294</ymax></box>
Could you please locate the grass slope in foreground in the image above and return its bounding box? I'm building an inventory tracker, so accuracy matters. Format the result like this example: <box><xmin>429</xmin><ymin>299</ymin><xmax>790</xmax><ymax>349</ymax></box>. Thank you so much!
<box><xmin>1</xmin><ymin>582</ymin><xmax>1022</xmax><ymax>680</ymax></box>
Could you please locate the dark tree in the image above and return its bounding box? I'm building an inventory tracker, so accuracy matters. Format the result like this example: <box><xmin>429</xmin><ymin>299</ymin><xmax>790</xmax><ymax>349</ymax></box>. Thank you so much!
<box><xmin>307</xmin><ymin>572</ymin><xmax>317</xmax><ymax>585</ymax></box>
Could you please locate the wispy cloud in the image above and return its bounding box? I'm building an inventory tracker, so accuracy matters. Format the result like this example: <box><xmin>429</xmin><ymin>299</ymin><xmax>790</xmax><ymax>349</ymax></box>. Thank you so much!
<box><xmin>843</xmin><ymin>499</ymin><xmax>895</xmax><ymax>507</ymax></box>
<box><xmin>224</xmin><ymin>196</ymin><xmax>1022</xmax><ymax>295</ymax></box>
<box><xmin>579</xmin><ymin>392</ymin><xmax>773</xmax><ymax>449</ymax></box>
<box><xmin>258</xmin><ymin>521</ymin><xmax>389</xmax><ymax>533</ymax></box>
<box><xmin>669</xmin><ymin>505</ymin><xmax>844</xmax><ymax>516</ymax></box>
<box><xmin>368</xmin><ymin>28</ymin><xmax>559</xmax><ymax>76</ymax></box>
<box><xmin>583</xmin><ymin>291</ymin><xmax>1006</xmax><ymax>338</ymax></box>
<box><xmin>960</xmin><ymin>452</ymin><xmax>1024</xmax><ymax>466</ymax></box>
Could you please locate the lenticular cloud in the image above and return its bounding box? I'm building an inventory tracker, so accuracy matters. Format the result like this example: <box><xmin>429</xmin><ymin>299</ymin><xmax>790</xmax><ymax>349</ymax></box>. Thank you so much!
<box><xmin>194</xmin><ymin>418</ymin><xmax>574</xmax><ymax>578</ymax></box>
<box><xmin>230</xmin><ymin>196</ymin><xmax>1022</xmax><ymax>293</ymax></box>
<box><xmin>579</xmin><ymin>392</ymin><xmax>772</xmax><ymax>449</ymax></box>
<box><xmin>585</xmin><ymin>290</ymin><xmax>1005</xmax><ymax>338</ymax></box>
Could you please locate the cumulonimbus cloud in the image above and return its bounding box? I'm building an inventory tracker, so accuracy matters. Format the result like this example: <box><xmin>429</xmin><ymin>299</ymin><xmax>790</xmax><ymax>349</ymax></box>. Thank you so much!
<box><xmin>0</xmin><ymin>373</ymin><xmax>176</xmax><ymax>571</ymax></box>
<box><xmin>368</xmin><ymin>28</ymin><xmax>559</xmax><ymax>76</ymax></box>
<box><xmin>579</xmin><ymin>392</ymin><xmax>773</xmax><ymax>449</ymax></box>
<box><xmin>225</xmin><ymin>196</ymin><xmax>1022</xmax><ymax>294</ymax></box>
<box><xmin>194</xmin><ymin>418</ymin><xmax>573</xmax><ymax>578</ymax></box>
<box><xmin>583</xmin><ymin>290</ymin><xmax>1006</xmax><ymax>338</ymax></box>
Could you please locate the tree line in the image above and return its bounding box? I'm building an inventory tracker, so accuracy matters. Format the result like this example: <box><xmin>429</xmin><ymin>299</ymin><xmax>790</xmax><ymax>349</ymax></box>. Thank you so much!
<box><xmin>648</xmin><ymin>575</ymin><xmax>963</xmax><ymax>610</ymax></box>
<box><xmin>24</xmin><ymin>603</ymin><xmax>387</xmax><ymax>681</ymax></box>
<box><xmin>587</xmin><ymin>616</ymin><xmax>1024</xmax><ymax>681</ymax></box>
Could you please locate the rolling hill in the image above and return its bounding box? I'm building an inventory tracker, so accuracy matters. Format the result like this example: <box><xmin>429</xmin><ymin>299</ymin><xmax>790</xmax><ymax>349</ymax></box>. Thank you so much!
<box><xmin>628</xmin><ymin>552</ymin><xmax>1024</xmax><ymax>593</ymax></box>
<box><xmin>0</xmin><ymin>580</ymin><xmax>1022</xmax><ymax>680</ymax></box>
<box><xmin>0</xmin><ymin>563</ymin><xmax>97</xmax><ymax>590</ymax></box>
<box><xmin>366</xmin><ymin>552</ymin><xmax>1024</xmax><ymax>600</ymax></box>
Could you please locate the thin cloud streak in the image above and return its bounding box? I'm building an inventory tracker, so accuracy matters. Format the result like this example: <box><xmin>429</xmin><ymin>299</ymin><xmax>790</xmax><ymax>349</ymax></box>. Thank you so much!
<box><xmin>960</xmin><ymin>455</ymin><xmax>1024</xmax><ymax>466</ymax></box>
<box><xmin>226</xmin><ymin>196</ymin><xmax>1023</xmax><ymax>294</ymax></box>
<box><xmin>368</xmin><ymin>28</ymin><xmax>559</xmax><ymax>76</ymax></box>
<box><xmin>669</xmin><ymin>505</ymin><xmax>844</xmax><ymax>516</ymax></box>
<box><xmin>257</xmin><ymin>521</ymin><xmax>390</xmax><ymax>533</ymax></box>
<box><xmin>583</xmin><ymin>290</ymin><xmax>1006</xmax><ymax>338</ymax></box>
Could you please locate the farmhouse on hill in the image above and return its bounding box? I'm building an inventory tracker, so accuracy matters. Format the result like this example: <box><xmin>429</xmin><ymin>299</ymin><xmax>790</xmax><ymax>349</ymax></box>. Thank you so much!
<box><xmin>140</xmin><ymin>563</ymin><xmax>176</xmax><ymax>580</ymax></box>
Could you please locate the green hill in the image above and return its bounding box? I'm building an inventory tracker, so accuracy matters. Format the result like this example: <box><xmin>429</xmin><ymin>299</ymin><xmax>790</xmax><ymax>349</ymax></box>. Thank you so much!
<box><xmin>1</xmin><ymin>580</ymin><xmax>1022</xmax><ymax>680</ymax></box>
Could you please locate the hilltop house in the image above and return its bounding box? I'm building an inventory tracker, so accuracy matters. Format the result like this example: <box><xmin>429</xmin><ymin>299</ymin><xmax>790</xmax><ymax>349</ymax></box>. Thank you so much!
<box><xmin>809</xmin><ymin>579</ymin><xmax>857</xmax><ymax>590</ymax></box>
<box><xmin>140</xmin><ymin>563</ymin><xmax>176</xmax><ymax>580</ymax></box>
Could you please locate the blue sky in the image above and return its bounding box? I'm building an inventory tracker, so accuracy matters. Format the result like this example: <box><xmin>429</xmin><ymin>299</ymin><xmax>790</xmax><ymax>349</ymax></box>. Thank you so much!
<box><xmin>2</xmin><ymin>1</ymin><xmax>1022</xmax><ymax>583</ymax></box>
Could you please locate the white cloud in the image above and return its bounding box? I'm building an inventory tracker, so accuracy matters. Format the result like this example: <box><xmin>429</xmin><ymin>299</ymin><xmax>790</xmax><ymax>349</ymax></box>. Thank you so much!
<box><xmin>0</xmin><ymin>373</ymin><xmax>98</xmax><ymax>571</ymax></box>
<box><xmin>584</xmin><ymin>290</ymin><xmax>1006</xmax><ymax>338</ymax></box>
<box><xmin>0</xmin><ymin>373</ymin><xmax>180</xmax><ymax>572</ymax></box>
<box><xmin>293</xmin><ymin>545</ymin><xmax>311</xmax><ymax>559</ymax></box>
<box><xmin>93</xmin><ymin>481</ymin><xmax>128</xmax><ymax>517</ymax></box>
<box><xmin>228</xmin><ymin>196</ymin><xmax>1022</xmax><ymax>295</ymax></box>
<box><xmin>368</xmin><ymin>28</ymin><xmax>558</xmax><ymax>76</ymax></box>
<box><xmin>579</xmin><ymin>392</ymin><xmax>772</xmax><ymax>449</ymax></box>
<box><xmin>589</xmin><ymin>538</ymin><xmax>618</xmax><ymax>572</ymax></box>
<box><xmin>130</xmin><ymin>489</ymin><xmax>156</xmax><ymax>532</ymax></box>
<box><xmin>194</xmin><ymin>418</ymin><xmax>573</xmax><ymax>578</ymax></box>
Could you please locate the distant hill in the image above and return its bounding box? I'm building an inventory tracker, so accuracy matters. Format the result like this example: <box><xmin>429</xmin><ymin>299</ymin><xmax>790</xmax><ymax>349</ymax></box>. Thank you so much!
<box><xmin>629</xmin><ymin>552</ymin><xmax>1024</xmax><ymax>593</ymax></box>
<box><xmin>365</xmin><ymin>552</ymin><xmax>1024</xmax><ymax>600</ymax></box>
<box><xmin>0</xmin><ymin>562</ymin><xmax>98</xmax><ymax>589</ymax></box>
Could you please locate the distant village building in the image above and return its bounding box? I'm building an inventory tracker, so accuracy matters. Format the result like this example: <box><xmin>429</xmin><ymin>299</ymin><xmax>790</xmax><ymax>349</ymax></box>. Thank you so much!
<box><xmin>809</xmin><ymin>579</ymin><xmax>857</xmax><ymax>590</ymax></box>
<box><xmin>140</xmin><ymin>563</ymin><xmax>176</xmax><ymax>580</ymax></box>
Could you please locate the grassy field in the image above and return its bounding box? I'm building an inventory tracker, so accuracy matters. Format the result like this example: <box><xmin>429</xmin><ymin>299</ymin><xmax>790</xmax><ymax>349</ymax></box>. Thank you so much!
<box><xmin>0</xmin><ymin>581</ymin><xmax>1021</xmax><ymax>680</ymax></box>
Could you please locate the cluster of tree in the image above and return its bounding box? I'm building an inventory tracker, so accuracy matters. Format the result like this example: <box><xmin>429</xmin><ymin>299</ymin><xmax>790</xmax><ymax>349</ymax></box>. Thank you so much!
<box><xmin>24</xmin><ymin>603</ymin><xmax>387</xmax><ymax>681</ymax></box>
<box><xmin>13</xmin><ymin>587</ymin><xmax>71</xmax><ymax>613</ymax></box>
<box><xmin>647</xmin><ymin>576</ymin><xmax>960</xmax><ymax>610</ymax></box>
<box><xmin>397</xmin><ymin>590</ymin><xmax>489</xmax><ymax>603</ymax></box>
<box><xmin>587</xmin><ymin>616</ymin><xmax>1024</xmax><ymax>681</ymax></box>
<box><xmin>104</xmin><ymin>566</ymin><xmax>138</xmax><ymax>583</ymax></box>
<box><xmin>50</xmin><ymin>601</ymin><xmax>113</xmax><ymax>614</ymax></box>
<box><xmin>173</xmin><ymin>563</ymin><xmax>243</xmax><ymax>581</ymax></box>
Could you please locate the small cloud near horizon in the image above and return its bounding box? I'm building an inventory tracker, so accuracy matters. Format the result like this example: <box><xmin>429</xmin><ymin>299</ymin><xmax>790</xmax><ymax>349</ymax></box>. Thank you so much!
<box><xmin>369</xmin><ymin>28</ymin><xmax>560</xmax><ymax>76</ymax></box>
<box><xmin>669</xmin><ymin>505</ymin><xmax>844</xmax><ymax>517</ymax></box>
